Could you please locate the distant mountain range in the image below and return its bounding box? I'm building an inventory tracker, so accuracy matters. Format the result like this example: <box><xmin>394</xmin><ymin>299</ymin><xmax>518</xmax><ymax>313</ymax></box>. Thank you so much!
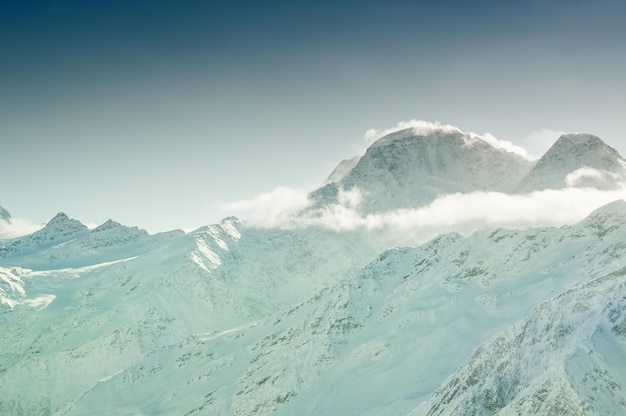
<box><xmin>311</xmin><ymin>129</ymin><xmax>626</xmax><ymax>214</ymax></box>
<box><xmin>1</xmin><ymin>125</ymin><xmax>626</xmax><ymax>415</ymax></box>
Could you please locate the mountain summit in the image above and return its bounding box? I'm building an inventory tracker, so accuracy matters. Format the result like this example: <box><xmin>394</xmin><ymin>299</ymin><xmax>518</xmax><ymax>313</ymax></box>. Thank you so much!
<box><xmin>516</xmin><ymin>133</ymin><xmax>626</xmax><ymax>192</ymax></box>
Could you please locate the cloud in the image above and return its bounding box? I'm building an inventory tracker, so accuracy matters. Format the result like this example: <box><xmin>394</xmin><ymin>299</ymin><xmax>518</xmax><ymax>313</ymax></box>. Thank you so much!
<box><xmin>0</xmin><ymin>218</ymin><xmax>43</xmax><ymax>239</ymax></box>
<box><xmin>218</xmin><ymin>186</ymin><xmax>310</xmax><ymax>227</ymax></box>
<box><xmin>363</xmin><ymin>119</ymin><xmax>532</xmax><ymax>159</ymax></box>
<box><xmin>467</xmin><ymin>132</ymin><xmax>532</xmax><ymax>160</ymax></box>
<box><xmin>234</xmin><ymin>183</ymin><xmax>626</xmax><ymax>245</ymax></box>
<box><xmin>565</xmin><ymin>167</ymin><xmax>624</xmax><ymax>187</ymax></box>
<box><xmin>363</xmin><ymin>120</ymin><xmax>461</xmax><ymax>146</ymax></box>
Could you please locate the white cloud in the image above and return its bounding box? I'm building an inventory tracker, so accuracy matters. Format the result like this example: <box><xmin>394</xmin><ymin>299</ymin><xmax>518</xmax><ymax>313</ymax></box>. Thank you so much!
<box><xmin>363</xmin><ymin>119</ymin><xmax>532</xmax><ymax>159</ymax></box>
<box><xmin>218</xmin><ymin>187</ymin><xmax>310</xmax><ymax>227</ymax></box>
<box><xmin>233</xmin><ymin>183</ymin><xmax>626</xmax><ymax>244</ymax></box>
<box><xmin>565</xmin><ymin>167</ymin><xmax>622</xmax><ymax>187</ymax></box>
<box><xmin>467</xmin><ymin>132</ymin><xmax>532</xmax><ymax>160</ymax></box>
<box><xmin>0</xmin><ymin>218</ymin><xmax>43</xmax><ymax>239</ymax></box>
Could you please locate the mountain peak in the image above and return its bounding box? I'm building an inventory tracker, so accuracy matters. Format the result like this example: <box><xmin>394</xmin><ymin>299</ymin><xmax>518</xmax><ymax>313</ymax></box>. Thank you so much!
<box><xmin>39</xmin><ymin>212</ymin><xmax>88</xmax><ymax>236</ymax></box>
<box><xmin>516</xmin><ymin>133</ymin><xmax>626</xmax><ymax>192</ymax></box>
<box><xmin>550</xmin><ymin>133</ymin><xmax>617</xmax><ymax>155</ymax></box>
<box><xmin>49</xmin><ymin>212</ymin><xmax>70</xmax><ymax>223</ymax></box>
<box><xmin>92</xmin><ymin>219</ymin><xmax>123</xmax><ymax>232</ymax></box>
<box><xmin>0</xmin><ymin>206</ymin><xmax>11</xmax><ymax>223</ymax></box>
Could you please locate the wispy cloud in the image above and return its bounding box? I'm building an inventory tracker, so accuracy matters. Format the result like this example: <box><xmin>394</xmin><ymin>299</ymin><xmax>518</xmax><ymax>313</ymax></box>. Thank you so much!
<box><xmin>363</xmin><ymin>119</ymin><xmax>533</xmax><ymax>159</ymax></box>
<box><xmin>363</xmin><ymin>120</ymin><xmax>462</xmax><ymax>146</ymax></box>
<box><xmin>0</xmin><ymin>218</ymin><xmax>43</xmax><ymax>239</ymax></box>
<box><xmin>468</xmin><ymin>131</ymin><xmax>532</xmax><ymax>160</ymax></box>
<box><xmin>218</xmin><ymin>186</ymin><xmax>310</xmax><ymax>227</ymax></box>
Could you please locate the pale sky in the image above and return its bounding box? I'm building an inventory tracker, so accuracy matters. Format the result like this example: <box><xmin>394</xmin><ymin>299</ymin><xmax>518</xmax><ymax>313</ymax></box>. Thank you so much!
<box><xmin>2</xmin><ymin>0</ymin><xmax>625</xmax><ymax>233</ymax></box>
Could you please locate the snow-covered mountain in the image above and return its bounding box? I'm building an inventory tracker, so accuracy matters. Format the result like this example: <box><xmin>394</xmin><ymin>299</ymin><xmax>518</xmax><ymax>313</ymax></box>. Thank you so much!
<box><xmin>516</xmin><ymin>133</ymin><xmax>626</xmax><ymax>192</ymax></box>
<box><xmin>309</xmin><ymin>128</ymin><xmax>626</xmax><ymax>217</ymax></box>
<box><xmin>310</xmin><ymin>127</ymin><xmax>533</xmax><ymax>213</ymax></box>
<box><xmin>0</xmin><ymin>213</ymin><xmax>162</xmax><ymax>270</ymax></box>
<box><xmin>2</xmin><ymin>125</ymin><xmax>626</xmax><ymax>416</ymax></box>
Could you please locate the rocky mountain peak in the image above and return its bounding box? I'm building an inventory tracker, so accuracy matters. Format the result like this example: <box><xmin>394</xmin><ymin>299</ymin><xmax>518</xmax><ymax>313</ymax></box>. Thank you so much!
<box><xmin>516</xmin><ymin>133</ymin><xmax>626</xmax><ymax>192</ymax></box>
<box><xmin>311</xmin><ymin>127</ymin><xmax>533</xmax><ymax>213</ymax></box>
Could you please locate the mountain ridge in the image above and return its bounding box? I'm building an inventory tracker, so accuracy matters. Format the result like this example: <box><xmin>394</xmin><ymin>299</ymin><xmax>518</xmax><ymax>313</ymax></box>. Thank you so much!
<box><xmin>308</xmin><ymin>128</ymin><xmax>625</xmax><ymax>219</ymax></box>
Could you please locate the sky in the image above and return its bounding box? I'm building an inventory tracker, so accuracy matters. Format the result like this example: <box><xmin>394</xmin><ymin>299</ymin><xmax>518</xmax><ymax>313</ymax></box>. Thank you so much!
<box><xmin>2</xmin><ymin>0</ymin><xmax>626</xmax><ymax>234</ymax></box>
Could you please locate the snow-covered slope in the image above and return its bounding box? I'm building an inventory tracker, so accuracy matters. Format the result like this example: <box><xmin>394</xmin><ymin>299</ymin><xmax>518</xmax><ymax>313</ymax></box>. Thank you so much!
<box><xmin>311</xmin><ymin>127</ymin><xmax>533</xmax><ymax>213</ymax></box>
<box><xmin>414</xmin><ymin>268</ymin><xmax>626</xmax><ymax>416</ymax></box>
<box><xmin>0</xmin><ymin>214</ymin><xmax>389</xmax><ymax>415</ymax></box>
<box><xmin>274</xmin><ymin>201</ymin><xmax>626</xmax><ymax>416</ymax></box>
<box><xmin>3</xmin><ymin>201</ymin><xmax>626</xmax><ymax>415</ymax></box>
<box><xmin>516</xmin><ymin>133</ymin><xmax>626</xmax><ymax>192</ymax></box>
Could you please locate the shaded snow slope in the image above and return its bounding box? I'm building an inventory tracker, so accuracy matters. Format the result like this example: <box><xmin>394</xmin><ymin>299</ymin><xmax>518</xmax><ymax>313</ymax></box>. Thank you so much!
<box><xmin>414</xmin><ymin>268</ymin><xmax>626</xmax><ymax>416</ymax></box>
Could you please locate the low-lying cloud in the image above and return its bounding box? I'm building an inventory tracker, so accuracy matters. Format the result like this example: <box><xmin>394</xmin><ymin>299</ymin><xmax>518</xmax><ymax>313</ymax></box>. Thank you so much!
<box><xmin>222</xmin><ymin>184</ymin><xmax>626</xmax><ymax>244</ymax></box>
<box><xmin>218</xmin><ymin>186</ymin><xmax>310</xmax><ymax>228</ymax></box>
<box><xmin>219</xmin><ymin>121</ymin><xmax>623</xmax><ymax>243</ymax></box>
<box><xmin>0</xmin><ymin>218</ymin><xmax>43</xmax><ymax>239</ymax></box>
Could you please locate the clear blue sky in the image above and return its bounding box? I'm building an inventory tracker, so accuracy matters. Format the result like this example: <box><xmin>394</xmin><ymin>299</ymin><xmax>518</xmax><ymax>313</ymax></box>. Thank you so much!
<box><xmin>2</xmin><ymin>0</ymin><xmax>625</xmax><ymax>233</ymax></box>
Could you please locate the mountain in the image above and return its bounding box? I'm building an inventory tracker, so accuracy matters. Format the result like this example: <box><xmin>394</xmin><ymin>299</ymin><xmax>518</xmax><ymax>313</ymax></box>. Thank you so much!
<box><xmin>516</xmin><ymin>133</ymin><xmax>626</xmax><ymax>192</ymax></box>
<box><xmin>310</xmin><ymin>129</ymin><xmax>626</xmax><ymax>218</ymax></box>
<box><xmin>3</xmin><ymin>125</ymin><xmax>626</xmax><ymax>415</ymax></box>
<box><xmin>2</xmin><ymin>200</ymin><xmax>626</xmax><ymax>415</ymax></box>
<box><xmin>310</xmin><ymin>127</ymin><xmax>533</xmax><ymax>213</ymax></box>
<box><xmin>0</xmin><ymin>212</ymin><xmax>89</xmax><ymax>261</ymax></box>
<box><xmin>0</xmin><ymin>213</ymin><xmax>162</xmax><ymax>270</ymax></box>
